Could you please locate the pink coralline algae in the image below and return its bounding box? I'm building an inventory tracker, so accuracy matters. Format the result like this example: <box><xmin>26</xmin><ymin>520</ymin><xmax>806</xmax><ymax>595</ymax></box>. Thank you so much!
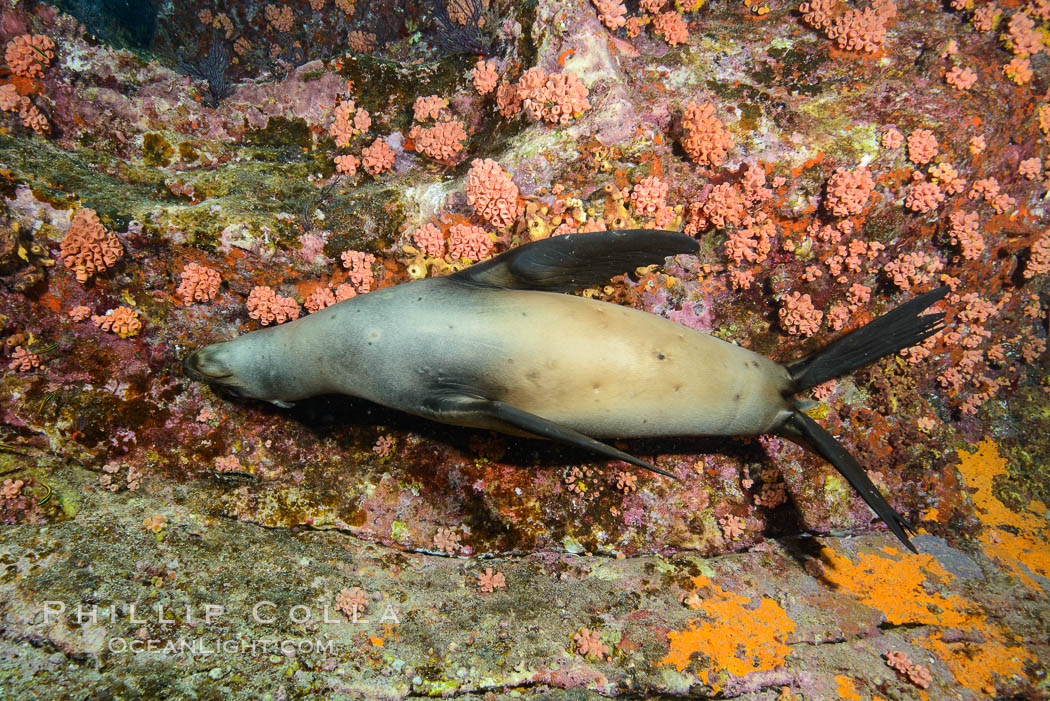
<box><xmin>341</xmin><ymin>250</ymin><xmax>376</xmax><ymax>292</ymax></box>
<box><xmin>811</xmin><ymin>379</ymin><xmax>837</xmax><ymax>399</ymax></box>
<box><xmin>573</xmin><ymin>628</ymin><xmax>609</xmax><ymax>660</ymax></box>
<box><xmin>448</xmin><ymin>223</ymin><xmax>493</xmax><ymax>262</ymax></box>
<box><xmin>264</xmin><ymin>4</ymin><xmax>294</xmax><ymax>31</ymax></box>
<box><xmin>304</xmin><ymin>286</ymin><xmax>336</xmax><ymax>313</ymax></box>
<box><xmin>930</xmin><ymin>162</ymin><xmax>966</xmax><ymax>194</ymax></box>
<box><xmin>433</xmin><ymin>527</ymin><xmax>462</xmax><ymax>554</ymax></box>
<box><xmin>413</xmin><ymin>222</ymin><xmax>445</xmax><ymax>257</ymax></box>
<box><xmin>991</xmin><ymin>193</ymin><xmax>1015</xmax><ymax>215</ymax></box>
<box><xmin>466</xmin><ymin>159</ymin><xmax>519</xmax><ymax>228</ymax></box>
<box><xmin>800</xmin><ymin>0</ymin><xmax>837</xmax><ymax>30</ymax></box>
<box><xmin>629</xmin><ymin>175</ymin><xmax>671</xmax><ymax>224</ymax></box>
<box><xmin>334</xmin><ymin>283</ymin><xmax>358</xmax><ymax>302</ymax></box>
<box><xmin>8</xmin><ymin>346</ymin><xmax>41</xmax><ymax>372</ymax></box>
<box><xmin>60</xmin><ymin>208</ymin><xmax>123</xmax><ymax>283</ymax></box>
<box><xmin>335</xmin><ymin>587</ymin><xmax>369</xmax><ymax>617</ymax></box>
<box><xmin>1</xmin><ymin>478</ymin><xmax>24</xmax><ymax>499</ymax></box>
<box><xmin>92</xmin><ymin>306</ymin><xmax>142</xmax><ymax>338</ymax></box>
<box><xmin>825</xmin><ymin>166</ymin><xmax>875</xmax><ymax>216</ymax></box>
<box><xmin>847</xmin><ymin>283</ymin><xmax>872</xmax><ymax>309</ymax></box>
<box><xmin>1023</xmin><ymin>338</ymin><xmax>1047</xmax><ymax>362</ymax></box>
<box><xmin>883</xmin><ymin>251</ymin><xmax>943</xmax><ymax>290</ymax></box>
<box><xmin>681</xmin><ymin>101</ymin><xmax>734</xmax><ymax>167</ymax></box>
<box><xmin>904</xmin><ymin>181</ymin><xmax>945</xmax><ymax>212</ymax></box>
<box><xmin>214</xmin><ymin>455</ymin><xmax>242</xmax><ymax>473</ymax></box>
<box><xmin>347</xmin><ymin>31</ymin><xmax>376</xmax><ymax>53</ymax></box>
<box><xmin>1003</xmin><ymin>56</ymin><xmax>1033</xmax><ymax>85</ymax></box>
<box><xmin>361</xmin><ymin>138</ymin><xmax>394</xmax><ymax>175</ymax></box>
<box><xmin>373</xmin><ymin>435</ymin><xmax>394</xmax><ymax>456</ymax></box>
<box><xmin>0</xmin><ymin>83</ymin><xmax>19</xmax><ymax>111</ymax></box>
<box><xmin>176</xmin><ymin>262</ymin><xmax>221</xmax><ymax>304</ymax></box>
<box><xmin>945</xmin><ymin>65</ymin><xmax>977</xmax><ymax>89</ymax></box>
<box><xmin>579</xmin><ymin>217</ymin><xmax>607</xmax><ymax>233</ymax></box>
<box><xmin>1025</xmin><ymin>230</ymin><xmax>1050</xmax><ymax>278</ymax></box>
<box><xmin>742</xmin><ymin>162</ymin><xmax>773</xmax><ymax>203</ymax></box>
<box><xmin>828</xmin><ymin>6</ymin><xmax>888</xmax><ymax>53</ymax></box>
<box><xmin>969</xmin><ymin>176</ymin><xmax>1000</xmax><ymax>202</ymax></box>
<box><xmin>1005</xmin><ymin>11</ymin><xmax>1044</xmax><ymax>56</ymax></box>
<box><xmin>477</xmin><ymin>567</ymin><xmax>506</xmax><ymax>592</ymax></box>
<box><xmin>969</xmin><ymin>134</ymin><xmax>986</xmax><ymax>156</ymax></box>
<box><xmin>517</xmin><ymin>68</ymin><xmax>590</xmax><ymax>124</ymax></box>
<box><xmin>695</xmin><ymin>182</ymin><xmax>746</xmax><ymax>230</ymax></box>
<box><xmin>719</xmin><ymin>514</ymin><xmax>746</xmax><ymax>539</ymax></box>
<box><xmin>495</xmin><ymin>80</ymin><xmax>521</xmax><ymax>118</ymax></box>
<box><xmin>616</xmin><ymin>471</ymin><xmax>637</xmax><ymax>492</ymax></box>
<box><xmin>470</xmin><ymin>59</ymin><xmax>499</xmax><ymax>95</ymax></box>
<box><xmin>948</xmin><ymin>211</ymin><xmax>984</xmax><ymax>260</ymax></box>
<box><xmin>907</xmin><ymin>129</ymin><xmax>938</xmax><ymax>165</ymax></box>
<box><xmin>802</xmin><ymin>0</ymin><xmax>895</xmax><ymax>52</ymax></box>
<box><xmin>334</xmin><ymin>154</ymin><xmax>359</xmax><ymax>176</ymax></box>
<box><xmin>329</xmin><ymin>99</ymin><xmax>371</xmax><ymax>147</ymax></box>
<box><xmin>1019</xmin><ymin>157</ymin><xmax>1042</xmax><ymax>180</ymax></box>
<box><xmin>881</xmin><ymin>126</ymin><xmax>903</xmax><ymax>149</ymax></box>
<box><xmin>246</xmin><ymin>286</ymin><xmax>300</xmax><ymax>325</ymax></box>
<box><xmin>653</xmin><ymin>11</ymin><xmax>689</xmax><ymax>45</ymax></box>
<box><xmin>592</xmin><ymin>0</ymin><xmax>628</xmax><ymax>30</ymax></box>
<box><xmin>725</xmin><ymin>214</ymin><xmax>776</xmax><ymax>265</ymax></box>
<box><xmin>408</xmin><ymin>118</ymin><xmax>468</xmax><ymax>163</ymax></box>
<box><xmin>19</xmin><ymin>103</ymin><xmax>47</xmax><ymax>134</ymax></box>
<box><xmin>4</xmin><ymin>34</ymin><xmax>55</xmax><ymax>79</ymax></box>
<box><xmin>885</xmin><ymin>650</ymin><xmax>932</xmax><ymax>689</ymax></box>
<box><xmin>755</xmin><ymin>480</ymin><xmax>788</xmax><ymax>508</ymax></box>
<box><xmin>973</xmin><ymin>3</ymin><xmax>999</xmax><ymax>31</ymax></box>
<box><xmin>413</xmin><ymin>95</ymin><xmax>449</xmax><ymax>122</ymax></box>
<box><xmin>779</xmin><ymin>292</ymin><xmax>823</xmax><ymax>337</ymax></box>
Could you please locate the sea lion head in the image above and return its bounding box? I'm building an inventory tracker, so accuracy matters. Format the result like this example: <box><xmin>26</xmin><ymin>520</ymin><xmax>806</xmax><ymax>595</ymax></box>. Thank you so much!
<box><xmin>182</xmin><ymin>334</ymin><xmax>288</xmax><ymax>404</ymax></box>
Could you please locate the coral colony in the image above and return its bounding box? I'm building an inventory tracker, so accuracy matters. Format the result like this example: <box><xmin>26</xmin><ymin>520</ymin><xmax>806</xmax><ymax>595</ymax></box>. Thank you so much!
<box><xmin>1</xmin><ymin>0</ymin><xmax>1049</xmax><ymax>697</ymax></box>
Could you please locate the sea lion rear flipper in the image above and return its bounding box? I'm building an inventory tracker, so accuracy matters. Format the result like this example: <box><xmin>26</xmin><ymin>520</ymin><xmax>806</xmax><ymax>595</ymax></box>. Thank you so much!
<box><xmin>450</xmin><ymin>229</ymin><xmax>698</xmax><ymax>292</ymax></box>
<box><xmin>423</xmin><ymin>393</ymin><xmax>678</xmax><ymax>479</ymax></box>
<box><xmin>780</xmin><ymin>410</ymin><xmax>918</xmax><ymax>553</ymax></box>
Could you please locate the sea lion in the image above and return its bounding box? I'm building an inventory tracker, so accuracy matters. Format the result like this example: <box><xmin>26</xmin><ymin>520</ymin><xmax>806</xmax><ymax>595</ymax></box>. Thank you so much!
<box><xmin>184</xmin><ymin>229</ymin><xmax>947</xmax><ymax>551</ymax></box>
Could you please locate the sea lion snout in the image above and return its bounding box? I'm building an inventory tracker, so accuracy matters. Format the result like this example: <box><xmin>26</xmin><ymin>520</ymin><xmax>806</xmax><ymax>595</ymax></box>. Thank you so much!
<box><xmin>182</xmin><ymin>346</ymin><xmax>233</xmax><ymax>384</ymax></box>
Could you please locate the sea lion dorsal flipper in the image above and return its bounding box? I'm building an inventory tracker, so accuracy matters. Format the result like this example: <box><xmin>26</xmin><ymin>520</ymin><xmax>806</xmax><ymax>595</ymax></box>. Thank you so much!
<box><xmin>451</xmin><ymin>229</ymin><xmax>699</xmax><ymax>292</ymax></box>
<box><xmin>421</xmin><ymin>391</ymin><xmax>678</xmax><ymax>479</ymax></box>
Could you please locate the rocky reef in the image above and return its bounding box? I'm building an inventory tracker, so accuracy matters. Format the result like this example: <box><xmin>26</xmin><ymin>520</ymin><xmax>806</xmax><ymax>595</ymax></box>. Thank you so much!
<box><xmin>1</xmin><ymin>0</ymin><xmax>1048</xmax><ymax>697</ymax></box>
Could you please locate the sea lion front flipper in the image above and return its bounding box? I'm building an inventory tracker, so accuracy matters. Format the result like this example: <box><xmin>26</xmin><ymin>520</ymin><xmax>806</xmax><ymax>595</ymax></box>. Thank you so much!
<box><xmin>451</xmin><ymin>229</ymin><xmax>698</xmax><ymax>292</ymax></box>
<box><xmin>422</xmin><ymin>393</ymin><xmax>678</xmax><ymax>479</ymax></box>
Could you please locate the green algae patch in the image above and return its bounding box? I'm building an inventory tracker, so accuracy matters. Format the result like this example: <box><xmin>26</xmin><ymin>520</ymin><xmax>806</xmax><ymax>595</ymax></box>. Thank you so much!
<box><xmin>178</xmin><ymin>141</ymin><xmax>199</xmax><ymax>163</ymax></box>
<box><xmin>0</xmin><ymin>134</ymin><xmax>166</xmax><ymax>222</ymax></box>
<box><xmin>338</xmin><ymin>54</ymin><xmax>471</xmax><ymax>132</ymax></box>
<box><xmin>142</xmin><ymin>132</ymin><xmax>174</xmax><ymax>167</ymax></box>
<box><xmin>243</xmin><ymin>117</ymin><xmax>314</xmax><ymax>150</ymax></box>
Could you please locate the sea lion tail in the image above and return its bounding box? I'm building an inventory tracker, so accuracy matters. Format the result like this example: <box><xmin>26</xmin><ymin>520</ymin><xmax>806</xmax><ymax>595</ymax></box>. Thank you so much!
<box><xmin>787</xmin><ymin>286</ymin><xmax>949</xmax><ymax>392</ymax></box>
<box><xmin>780</xmin><ymin>410</ymin><xmax>917</xmax><ymax>553</ymax></box>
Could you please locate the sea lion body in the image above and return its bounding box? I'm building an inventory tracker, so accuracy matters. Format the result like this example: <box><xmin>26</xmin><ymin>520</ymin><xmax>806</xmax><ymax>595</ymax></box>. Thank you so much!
<box><xmin>195</xmin><ymin>276</ymin><xmax>793</xmax><ymax>438</ymax></box>
<box><xmin>185</xmin><ymin>230</ymin><xmax>948</xmax><ymax>551</ymax></box>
